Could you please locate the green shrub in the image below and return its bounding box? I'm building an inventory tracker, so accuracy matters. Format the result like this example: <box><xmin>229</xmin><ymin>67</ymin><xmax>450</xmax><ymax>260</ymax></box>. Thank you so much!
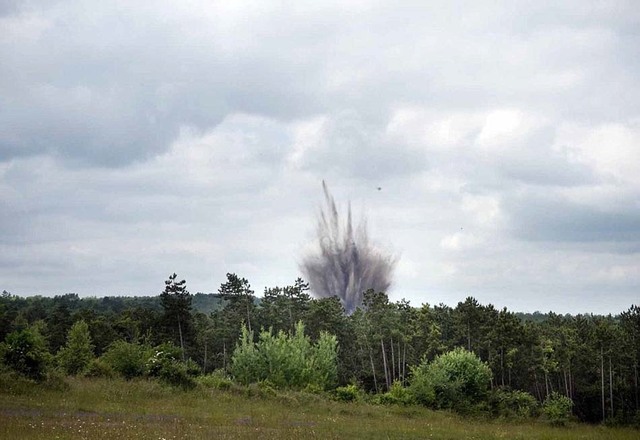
<box><xmin>489</xmin><ymin>388</ymin><xmax>539</xmax><ymax>419</ymax></box>
<box><xmin>1</xmin><ymin>327</ymin><xmax>51</xmax><ymax>381</ymax></box>
<box><xmin>376</xmin><ymin>381</ymin><xmax>415</xmax><ymax>406</ymax></box>
<box><xmin>101</xmin><ymin>341</ymin><xmax>151</xmax><ymax>380</ymax></box>
<box><xmin>334</xmin><ymin>384</ymin><xmax>361</xmax><ymax>402</ymax></box>
<box><xmin>410</xmin><ymin>347</ymin><xmax>492</xmax><ymax>412</ymax></box>
<box><xmin>57</xmin><ymin>320</ymin><xmax>94</xmax><ymax>376</ymax></box>
<box><xmin>197</xmin><ymin>370</ymin><xmax>233</xmax><ymax>390</ymax></box>
<box><xmin>146</xmin><ymin>343</ymin><xmax>198</xmax><ymax>389</ymax></box>
<box><xmin>231</xmin><ymin>322</ymin><xmax>338</xmax><ymax>390</ymax></box>
<box><xmin>84</xmin><ymin>358</ymin><xmax>115</xmax><ymax>378</ymax></box>
<box><xmin>542</xmin><ymin>392</ymin><xmax>573</xmax><ymax>426</ymax></box>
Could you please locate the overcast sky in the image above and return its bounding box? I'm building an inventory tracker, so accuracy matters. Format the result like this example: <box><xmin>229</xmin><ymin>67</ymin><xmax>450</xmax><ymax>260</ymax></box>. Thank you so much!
<box><xmin>1</xmin><ymin>0</ymin><xmax>639</xmax><ymax>314</ymax></box>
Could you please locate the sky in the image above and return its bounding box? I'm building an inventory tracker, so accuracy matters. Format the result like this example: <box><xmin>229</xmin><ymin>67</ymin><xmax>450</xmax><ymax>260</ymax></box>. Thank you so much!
<box><xmin>1</xmin><ymin>0</ymin><xmax>639</xmax><ymax>314</ymax></box>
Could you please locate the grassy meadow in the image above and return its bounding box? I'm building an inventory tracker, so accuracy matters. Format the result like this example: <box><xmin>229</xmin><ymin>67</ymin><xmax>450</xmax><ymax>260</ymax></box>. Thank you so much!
<box><xmin>0</xmin><ymin>377</ymin><xmax>637</xmax><ymax>440</ymax></box>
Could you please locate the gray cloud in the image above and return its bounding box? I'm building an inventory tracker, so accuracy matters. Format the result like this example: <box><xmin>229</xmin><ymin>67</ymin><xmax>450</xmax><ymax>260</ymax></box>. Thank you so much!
<box><xmin>0</xmin><ymin>0</ymin><xmax>638</xmax><ymax>314</ymax></box>
<box><xmin>504</xmin><ymin>191</ymin><xmax>640</xmax><ymax>243</ymax></box>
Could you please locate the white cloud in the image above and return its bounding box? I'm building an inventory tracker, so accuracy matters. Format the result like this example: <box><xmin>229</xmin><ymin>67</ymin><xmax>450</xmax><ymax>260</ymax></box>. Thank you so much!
<box><xmin>0</xmin><ymin>0</ymin><xmax>638</xmax><ymax>313</ymax></box>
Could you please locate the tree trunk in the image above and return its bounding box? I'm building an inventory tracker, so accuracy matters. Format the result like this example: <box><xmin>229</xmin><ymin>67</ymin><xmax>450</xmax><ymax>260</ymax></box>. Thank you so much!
<box><xmin>203</xmin><ymin>339</ymin><xmax>207</xmax><ymax>374</ymax></box>
<box><xmin>544</xmin><ymin>371</ymin><xmax>550</xmax><ymax>399</ymax></box>
<box><xmin>178</xmin><ymin>317</ymin><xmax>185</xmax><ymax>361</ymax></box>
<box><xmin>381</xmin><ymin>338</ymin><xmax>390</xmax><ymax>390</ymax></box>
<box><xmin>601</xmin><ymin>346</ymin><xmax>605</xmax><ymax>423</ymax></box>
<box><xmin>390</xmin><ymin>336</ymin><xmax>396</xmax><ymax>383</ymax></box>
<box><xmin>402</xmin><ymin>342</ymin><xmax>407</xmax><ymax>385</ymax></box>
<box><xmin>245</xmin><ymin>296</ymin><xmax>252</xmax><ymax>333</ymax></box>
<box><xmin>368</xmin><ymin>345</ymin><xmax>378</xmax><ymax>394</ymax></box>
<box><xmin>635</xmin><ymin>360</ymin><xmax>638</xmax><ymax>412</ymax></box>
<box><xmin>397</xmin><ymin>340</ymin><xmax>401</xmax><ymax>384</ymax></box>
<box><xmin>609</xmin><ymin>355</ymin><xmax>614</xmax><ymax>417</ymax></box>
<box><xmin>223</xmin><ymin>340</ymin><xmax>227</xmax><ymax>372</ymax></box>
<box><xmin>500</xmin><ymin>347</ymin><xmax>505</xmax><ymax>387</ymax></box>
<box><xmin>533</xmin><ymin>371</ymin><xmax>542</xmax><ymax>401</ymax></box>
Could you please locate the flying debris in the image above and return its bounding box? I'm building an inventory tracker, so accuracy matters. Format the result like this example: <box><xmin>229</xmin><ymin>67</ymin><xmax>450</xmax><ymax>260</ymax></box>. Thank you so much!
<box><xmin>301</xmin><ymin>181</ymin><xmax>397</xmax><ymax>314</ymax></box>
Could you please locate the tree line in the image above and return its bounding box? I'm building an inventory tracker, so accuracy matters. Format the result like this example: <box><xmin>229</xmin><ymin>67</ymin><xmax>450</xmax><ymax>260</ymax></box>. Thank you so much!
<box><xmin>1</xmin><ymin>275</ymin><xmax>638</xmax><ymax>424</ymax></box>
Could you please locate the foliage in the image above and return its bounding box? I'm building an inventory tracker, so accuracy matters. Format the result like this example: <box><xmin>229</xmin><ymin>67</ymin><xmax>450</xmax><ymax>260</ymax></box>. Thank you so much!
<box><xmin>1</xmin><ymin>327</ymin><xmax>50</xmax><ymax>381</ymax></box>
<box><xmin>57</xmin><ymin>320</ymin><xmax>94</xmax><ymax>376</ymax></box>
<box><xmin>489</xmin><ymin>388</ymin><xmax>539</xmax><ymax>419</ymax></box>
<box><xmin>2</xmin><ymin>280</ymin><xmax>640</xmax><ymax>425</ymax></box>
<box><xmin>146</xmin><ymin>342</ymin><xmax>198</xmax><ymax>388</ymax></box>
<box><xmin>159</xmin><ymin>273</ymin><xmax>194</xmax><ymax>356</ymax></box>
<box><xmin>84</xmin><ymin>358</ymin><xmax>115</xmax><ymax>378</ymax></box>
<box><xmin>197</xmin><ymin>369</ymin><xmax>234</xmax><ymax>390</ymax></box>
<box><xmin>101</xmin><ymin>341</ymin><xmax>151</xmax><ymax>380</ymax></box>
<box><xmin>334</xmin><ymin>384</ymin><xmax>362</xmax><ymax>402</ymax></box>
<box><xmin>410</xmin><ymin>347</ymin><xmax>492</xmax><ymax>412</ymax></box>
<box><xmin>231</xmin><ymin>321</ymin><xmax>338</xmax><ymax>390</ymax></box>
<box><xmin>543</xmin><ymin>392</ymin><xmax>574</xmax><ymax>426</ymax></box>
<box><xmin>376</xmin><ymin>380</ymin><xmax>415</xmax><ymax>405</ymax></box>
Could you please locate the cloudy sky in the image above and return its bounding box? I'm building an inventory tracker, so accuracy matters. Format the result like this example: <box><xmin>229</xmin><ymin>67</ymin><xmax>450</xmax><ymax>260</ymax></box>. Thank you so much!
<box><xmin>1</xmin><ymin>0</ymin><xmax>639</xmax><ymax>314</ymax></box>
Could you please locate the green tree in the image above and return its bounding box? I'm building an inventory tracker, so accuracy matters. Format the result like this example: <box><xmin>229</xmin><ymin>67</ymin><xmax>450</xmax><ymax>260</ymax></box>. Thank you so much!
<box><xmin>218</xmin><ymin>273</ymin><xmax>256</xmax><ymax>332</ymax></box>
<box><xmin>160</xmin><ymin>273</ymin><xmax>194</xmax><ymax>359</ymax></box>
<box><xmin>259</xmin><ymin>278</ymin><xmax>311</xmax><ymax>333</ymax></box>
<box><xmin>1</xmin><ymin>326</ymin><xmax>50</xmax><ymax>380</ymax></box>
<box><xmin>57</xmin><ymin>320</ymin><xmax>94</xmax><ymax>376</ymax></box>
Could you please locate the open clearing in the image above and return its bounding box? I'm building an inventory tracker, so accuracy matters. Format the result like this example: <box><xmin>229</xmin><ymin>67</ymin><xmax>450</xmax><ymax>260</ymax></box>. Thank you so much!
<box><xmin>0</xmin><ymin>378</ymin><xmax>637</xmax><ymax>440</ymax></box>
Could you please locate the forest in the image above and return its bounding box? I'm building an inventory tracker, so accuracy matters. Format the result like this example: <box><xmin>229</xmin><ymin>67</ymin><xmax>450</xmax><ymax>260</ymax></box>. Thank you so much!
<box><xmin>1</xmin><ymin>274</ymin><xmax>639</xmax><ymax>427</ymax></box>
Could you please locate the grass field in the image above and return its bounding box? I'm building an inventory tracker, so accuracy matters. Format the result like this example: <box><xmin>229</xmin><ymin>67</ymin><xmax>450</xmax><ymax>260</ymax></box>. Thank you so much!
<box><xmin>0</xmin><ymin>377</ymin><xmax>637</xmax><ymax>439</ymax></box>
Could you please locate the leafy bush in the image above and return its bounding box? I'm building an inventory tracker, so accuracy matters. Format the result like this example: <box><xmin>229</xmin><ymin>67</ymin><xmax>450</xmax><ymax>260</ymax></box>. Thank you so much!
<box><xmin>1</xmin><ymin>327</ymin><xmax>51</xmax><ymax>381</ymax></box>
<box><xmin>376</xmin><ymin>381</ymin><xmax>415</xmax><ymax>406</ymax></box>
<box><xmin>410</xmin><ymin>347</ymin><xmax>492</xmax><ymax>412</ymax></box>
<box><xmin>334</xmin><ymin>384</ymin><xmax>361</xmax><ymax>402</ymax></box>
<box><xmin>146</xmin><ymin>343</ymin><xmax>198</xmax><ymax>388</ymax></box>
<box><xmin>231</xmin><ymin>322</ymin><xmax>338</xmax><ymax>390</ymax></box>
<box><xmin>84</xmin><ymin>358</ymin><xmax>115</xmax><ymax>378</ymax></box>
<box><xmin>489</xmin><ymin>388</ymin><xmax>539</xmax><ymax>419</ymax></box>
<box><xmin>197</xmin><ymin>369</ymin><xmax>233</xmax><ymax>390</ymax></box>
<box><xmin>542</xmin><ymin>392</ymin><xmax>573</xmax><ymax>426</ymax></box>
<box><xmin>101</xmin><ymin>341</ymin><xmax>151</xmax><ymax>380</ymax></box>
<box><xmin>57</xmin><ymin>320</ymin><xmax>94</xmax><ymax>376</ymax></box>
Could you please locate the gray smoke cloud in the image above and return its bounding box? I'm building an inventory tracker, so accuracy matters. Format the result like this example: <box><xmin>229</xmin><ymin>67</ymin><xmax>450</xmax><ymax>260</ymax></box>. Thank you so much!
<box><xmin>301</xmin><ymin>181</ymin><xmax>397</xmax><ymax>314</ymax></box>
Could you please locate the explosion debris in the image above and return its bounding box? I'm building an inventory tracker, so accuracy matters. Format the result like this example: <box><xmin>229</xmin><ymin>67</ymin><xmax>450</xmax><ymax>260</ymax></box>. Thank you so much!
<box><xmin>301</xmin><ymin>181</ymin><xmax>397</xmax><ymax>314</ymax></box>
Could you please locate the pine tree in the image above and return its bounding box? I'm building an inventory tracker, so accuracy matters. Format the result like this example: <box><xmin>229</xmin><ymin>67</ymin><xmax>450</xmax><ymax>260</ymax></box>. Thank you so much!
<box><xmin>160</xmin><ymin>273</ymin><xmax>193</xmax><ymax>359</ymax></box>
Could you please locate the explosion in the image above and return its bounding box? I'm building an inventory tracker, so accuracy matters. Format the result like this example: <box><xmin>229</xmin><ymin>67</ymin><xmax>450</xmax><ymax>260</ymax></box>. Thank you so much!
<box><xmin>301</xmin><ymin>181</ymin><xmax>397</xmax><ymax>314</ymax></box>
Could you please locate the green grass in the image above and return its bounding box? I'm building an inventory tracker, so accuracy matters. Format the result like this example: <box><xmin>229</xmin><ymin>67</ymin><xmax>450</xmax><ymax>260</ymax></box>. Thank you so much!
<box><xmin>0</xmin><ymin>377</ymin><xmax>637</xmax><ymax>439</ymax></box>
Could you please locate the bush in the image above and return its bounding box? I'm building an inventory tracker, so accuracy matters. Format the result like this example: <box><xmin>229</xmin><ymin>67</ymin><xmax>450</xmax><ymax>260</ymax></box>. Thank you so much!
<box><xmin>542</xmin><ymin>392</ymin><xmax>573</xmax><ymax>426</ymax></box>
<box><xmin>101</xmin><ymin>341</ymin><xmax>151</xmax><ymax>380</ymax></box>
<box><xmin>84</xmin><ymin>358</ymin><xmax>115</xmax><ymax>378</ymax></box>
<box><xmin>410</xmin><ymin>347</ymin><xmax>492</xmax><ymax>412</ymax></box>
<box><xmin>146</xmin><ymin>343</ymin><xmax>198</xmax><ymax>389</ymax></box>
<box><xmin>334</xmin><ymin>384</ymin><xmax>361</xmax><ymax>402</ymax></box>
<box><xmin>376</xmin><ymin>381</ymin><xmax>415</xmax><ymax>406</ymax></box>
<box><xmin>1</xmin><ymin>327</ymin><xmax>50</xmax><ymax>381</ymax></box>
<box><xmin>231</xmin><ymin>322</ymin><xmax>338</xmax><ymax>390</ymax></box>
<box><xmin>197</xmin><ymin>370</ymin><xmax>233</xmax><ymax>390</ymax></box>
<box><xmin>489</xmin><ymin>388</ymin><xmax>539</xmax><ymax>419</ymax></box>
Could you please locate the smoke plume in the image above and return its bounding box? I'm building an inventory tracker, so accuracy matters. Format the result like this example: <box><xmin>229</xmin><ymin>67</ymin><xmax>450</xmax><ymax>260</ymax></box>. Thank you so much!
<box><xmin>301</xmin><ymin>181</ymin><xmax>397</xmax><ymax>314</ymax></box>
